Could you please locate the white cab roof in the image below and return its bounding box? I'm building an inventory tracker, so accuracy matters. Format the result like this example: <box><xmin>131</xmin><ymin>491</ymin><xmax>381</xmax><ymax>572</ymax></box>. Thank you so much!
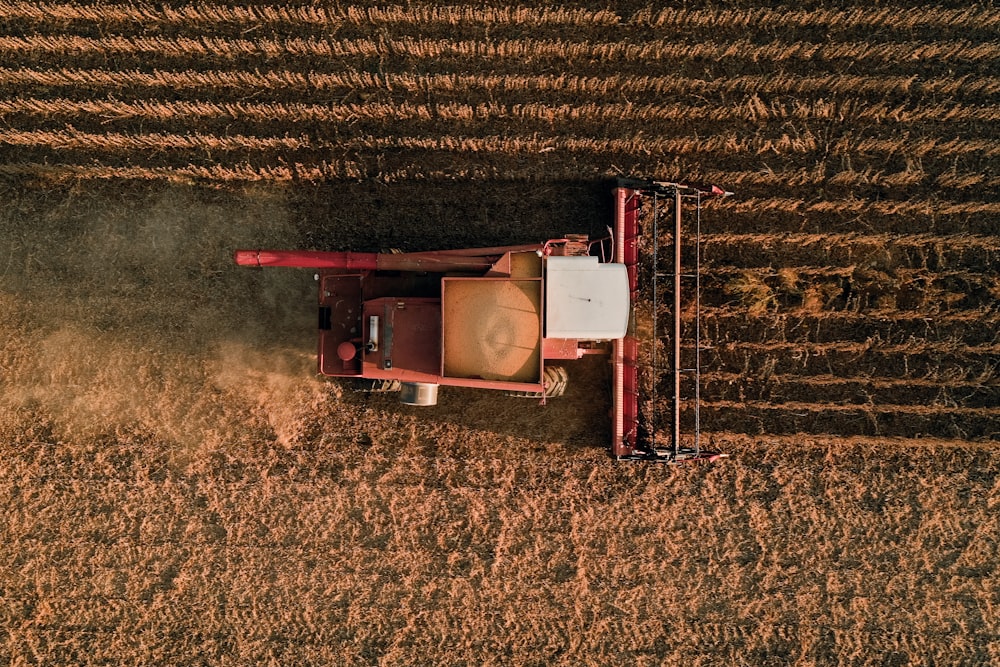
<box><xmin>544</xmin><ymin>256</ymin><xmax>629</xmax><ymax>340</ymax></box>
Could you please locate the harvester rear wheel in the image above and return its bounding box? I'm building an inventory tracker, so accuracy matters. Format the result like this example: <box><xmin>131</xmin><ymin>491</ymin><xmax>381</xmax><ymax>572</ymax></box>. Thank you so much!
<box><xmin>352</xmin><ymin>379</ymin><xmax>402</xmax><ymax>393</ymax></box>
<box><xmin>506</xmin><ymin>366</ymin><xmax>568</xmax><ymax>398</ymax></box>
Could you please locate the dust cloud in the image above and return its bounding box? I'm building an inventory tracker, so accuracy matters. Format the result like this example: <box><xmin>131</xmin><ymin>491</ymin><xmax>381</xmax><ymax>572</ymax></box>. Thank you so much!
<box><xmin>0</xmin><ymin>180</ymin><xmax>330</xmax><ymax>459</ymax></box>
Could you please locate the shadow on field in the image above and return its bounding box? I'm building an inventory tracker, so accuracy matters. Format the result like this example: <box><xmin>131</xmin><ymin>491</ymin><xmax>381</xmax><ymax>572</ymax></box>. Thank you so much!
<box><xmin>285</xmin><ymin>179</ymin><xmax>615</xmax><ymax>251</ymax></box>
<box><xmin>0</xmin><ymin>177</ymin><xmax>619</xmax><ymax>454</ymax></box>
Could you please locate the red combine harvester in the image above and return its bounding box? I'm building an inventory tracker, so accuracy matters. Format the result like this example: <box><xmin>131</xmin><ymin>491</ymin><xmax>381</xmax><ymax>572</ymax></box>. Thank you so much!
<box><xmin>235</xmin><ymin>179</ymin><xmax>730</xmax><ymax>463</ymax></box>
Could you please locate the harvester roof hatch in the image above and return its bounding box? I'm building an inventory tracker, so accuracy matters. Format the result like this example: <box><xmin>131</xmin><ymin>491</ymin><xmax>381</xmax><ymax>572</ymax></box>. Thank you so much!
<box><xmin>544</xmin><ymin>256</ymin><xmax>629</xmax><ymax>340</ymax></box>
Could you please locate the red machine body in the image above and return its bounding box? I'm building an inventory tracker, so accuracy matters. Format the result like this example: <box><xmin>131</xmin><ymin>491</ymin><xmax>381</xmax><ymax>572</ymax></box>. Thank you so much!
<box><xmin>235</xmin><ymin>179</ymin><xmax>729</xmax><ymax>463</ymax></box>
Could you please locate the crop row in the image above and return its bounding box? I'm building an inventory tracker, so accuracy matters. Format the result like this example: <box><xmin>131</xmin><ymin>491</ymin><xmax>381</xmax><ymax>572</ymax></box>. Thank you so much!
<box><xmin>696</xmin><ymin>266</ymin><xmax>1000</xmax><ymax>312</ymax></box>
<box><xmin>2</xmin><ymin>154</ymin><xmax>997</xmax><ymax>241</ymax></box>
<box><xmin>3</xmin><ymin>67</ymin><xmax>997</xmax><ymax>102</ymax></box>
<box><xmin>705</xmin><ymin>265</ymin><xmax>991</xmax><ymax>283</ymax></box>
<box><xmin>0</xmin><ymin>1</ymin><xmax>619</xmax><ymax>29</ymax></box>
<box><xmin>0</xmin><ymin>129</ymin><xmax>305</xmax><ymax>152</ymax></box>
<box><xmin>632</xmin><ymin>6</ymin><xmax>1000</xmax><ymax>32</ymax></box>
<box><xmin>2</xmin><ymin>34</ymin><xmax>996</xmax><ymax>66</ymax></box>
<box><xmin>5</xmin><ymin>128</ymin><xmax>997</xmax><ymax>170</ymax></box>
<box><xmin>701</xmin><ymin>232</ymin><xmax>1000</xmax><ymax>271</ymax></box>
<box><xmin>705</xmin><ymin>339</ymin><xmax>1000</xmax><ymax>358</ymax></box>
<box><xmin>4</xmin><ymin>2</ymin><xmax>995</xmax><ymax>34</ymax></box>
<box><xmin>3</xmin><ymin>99</ymin><xmax>997</xmax><ymax>143</ymax></box>
<box><xmin>699</xmin><ymin>202</ymin><xmax>1000</xmax><ymax>238</ymax></box>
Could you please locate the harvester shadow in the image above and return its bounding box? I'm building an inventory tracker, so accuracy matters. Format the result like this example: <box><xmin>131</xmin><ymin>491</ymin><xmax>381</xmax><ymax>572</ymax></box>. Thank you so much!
<box><xmin>286</xmin><ymin>179</ymin><xmax>617</xmax><ymax>252</ymax></box>
<box><xmin>335</xmin><ymin>355</ymin><xmax>614</xmax><ymax>456</ymax></box>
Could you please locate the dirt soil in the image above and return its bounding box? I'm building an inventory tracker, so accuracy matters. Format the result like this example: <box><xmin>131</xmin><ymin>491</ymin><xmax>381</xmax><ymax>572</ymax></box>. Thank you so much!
<box><xmin>3</xmin><ymin>179</ymin><xmax>999</xmax><ymax>666</ymax></box>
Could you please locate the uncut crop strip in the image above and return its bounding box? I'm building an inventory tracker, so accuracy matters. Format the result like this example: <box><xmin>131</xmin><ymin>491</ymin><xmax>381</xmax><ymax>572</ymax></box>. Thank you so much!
<box><xmin>0</xmin><ymin>129</ymin><xmax>307</xmax><ymax>152</ymax></box>
<box><xmin>686</xmin><ymin>167</ymin><xmax>1000</xmax><ymax>191</ymax></box>
<box><xmin>0</xmin><ymin>161</ymin><xmax>370</xmax><ymax>182</ymax></box>
<box><xmin>697</xmin><ymin>401</ymin><xmax>1000</xmax><ymax>437</ymax></box>
<box><xmin>0</xmin><ymin>2</ymin><xmax>620</xmax><ymax>29</ymax></box>
<box><xmin>695</xmin><ymin>401</ymin><xmax>1000</xmax><ymax>438</ymax></box>
<box><xmin>2</xmin><ymin>35</ymin><xmax>998</xmax><ymax>66</ymax></box>
<box><xmin>701</xmin><ymin>372</ymin><xmax>1000</xmax><ymax>391</ymax></box>
<box><xmin>2</xmin><ymin>158</ymin><xmax>998</xmax><ymax>206</ymax></box>
<box><xmin>3</xmin><ymin>2</ymin><xmax>997</xmax><ymax>34</ymax></box>
<box><xmin>3</xmin><ymin>129</ymin><xmax>994</xmax><ymax>179</ymax></box>
<box><xmin>4</xmin><ymin>98</ymin><xmax>999</xmax><ymax>139</ymax></box>
<box><xmin>710</xmin><ymin>198</ymin><xmax>1000</xmax><ymax>220</ymax></box>
<box><xmin>705</xmin><ymin>168</ymin><xmax>999</xmax><ymax>190</ymax></box>
<box><xmin>0</xmin><ymin>151</ymin><xmax>991</xmax><ymax>195</ymax></box>
<box><xmin>703</xmin><ymin>232</ymin><xmax>1000</xmax><ymax>253</ymax></box>
<box><xmin>0</xmin><ymin>128</ymin><xmax>667</xmax><ymax>154</ymax></box>
<box><xmin>697</xmin><ymin>401</ymin><xmax>1000</xmax><ymax>418</ymax></box>
<box><xmin>633</xmin><ymin>6</ymin><xmax>1000</xmax><ymax>32</ymax></box>
<box><xmin>3</xmin><ymin>67</ymin><xmax>998</xmax><ymax>101</ymax></box>
<box><xmin>706</xmin><ymin>266</ymin><xmax>995</xmax><ymax>283</ymax></box>
<box><xmin>703</xmin><ymin>234</ymin><xmax>1000</xmax><ymax>278</ymax></box>
<box><xmin>704</xmin><ymin>345</ymin><xmax>1000</xmax><ymax>381</ymax></box>
<box><xmin>711</xmin><ymin>340</ymin><xmax>1000</xmax><ymax>356</ymax></box>
<box><xmin>698</xmin><ymin>374</ymin><xmax>1000</xmax><ymax>408</ymax></box>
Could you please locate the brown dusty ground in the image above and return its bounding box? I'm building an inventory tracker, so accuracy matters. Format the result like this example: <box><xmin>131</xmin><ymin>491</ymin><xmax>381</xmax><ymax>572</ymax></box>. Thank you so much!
<box><xmin>2</xmin><ymin>0</ymin><xmax>999</xmax><ymax>663</ymax></box>
<box><xmin>2</xmin><ymin>181</ymin><xmax>998</xmax><ymax>666</ymax></box>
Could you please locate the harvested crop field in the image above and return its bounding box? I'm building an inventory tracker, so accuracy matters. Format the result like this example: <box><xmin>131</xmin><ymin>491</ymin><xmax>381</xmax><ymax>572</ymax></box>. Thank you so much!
<box><xmin>1</xmin><ymin>1</ymin><xmax>999</xmax><ymax>665</ymax></box>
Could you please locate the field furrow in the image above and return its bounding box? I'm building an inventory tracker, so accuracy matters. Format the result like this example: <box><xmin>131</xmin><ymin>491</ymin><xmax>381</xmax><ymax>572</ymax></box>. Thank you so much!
<box><xmin>698</xmin><ymin>373</ymin><xmax>1000</xmax><ymax>409</ymax></box>
<box><xmin>703</xmin><ymin>344</ymin><xmax>1000</xmax><ymax>381</ymax></box>
<box><xmin>701</xmin><ymin>311</ymin><xmax>1000</xmax><ymax>346</ymax></box>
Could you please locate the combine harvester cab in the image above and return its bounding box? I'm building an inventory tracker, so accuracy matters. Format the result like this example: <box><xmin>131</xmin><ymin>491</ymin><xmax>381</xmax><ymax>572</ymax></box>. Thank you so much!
<box><xmin>234</xmin><ymin>178</ymin><xmax>729</xmax><ymax>464</ymax></box>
